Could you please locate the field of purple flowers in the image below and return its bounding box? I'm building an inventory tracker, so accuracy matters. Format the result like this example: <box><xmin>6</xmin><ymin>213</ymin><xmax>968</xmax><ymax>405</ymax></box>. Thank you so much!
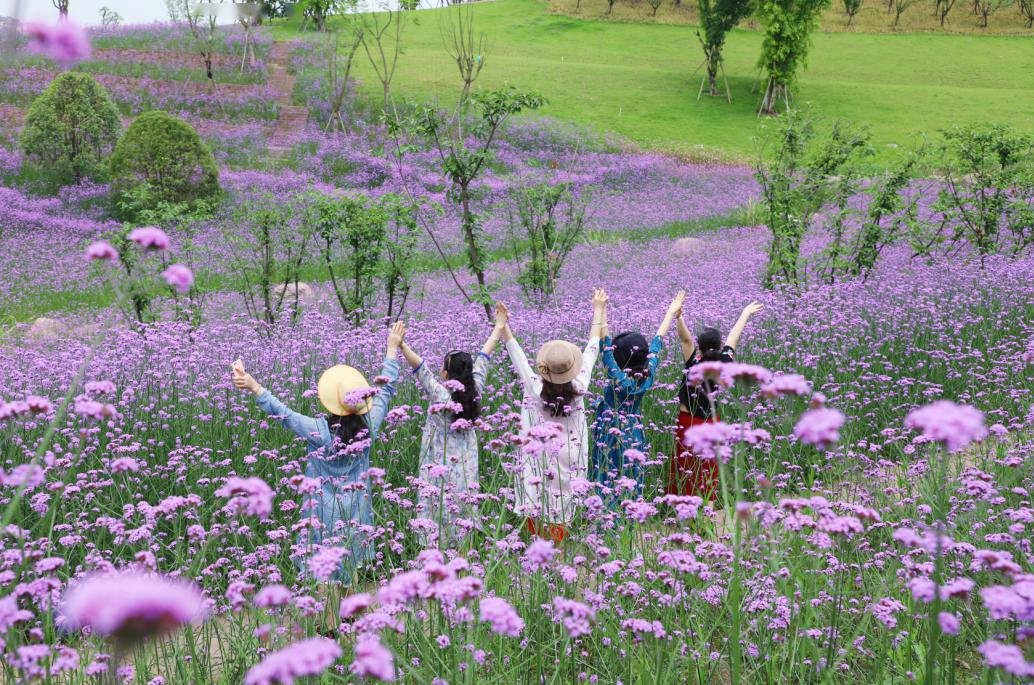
<box><xmin>1</xmin><ymin>19</ymin><xmax>1033</xmax><ymax>685</ymax></box>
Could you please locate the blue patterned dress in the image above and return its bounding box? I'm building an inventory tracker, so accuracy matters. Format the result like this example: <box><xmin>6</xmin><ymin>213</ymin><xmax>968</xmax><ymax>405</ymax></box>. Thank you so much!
<box><xmin>590</xmin><ymin>335</ymin><xmax>663</xmax><ymax>498</ymax></box>
<box><xmin>255</xmin><ymin>358</ymin><xmax>400</xmax><ymax>582</ymax></box>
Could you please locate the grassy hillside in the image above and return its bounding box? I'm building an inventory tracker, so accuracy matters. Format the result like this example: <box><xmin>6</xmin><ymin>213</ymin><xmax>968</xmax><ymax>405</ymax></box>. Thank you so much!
<box><xmin>547</xmin><ymin>0</ymin><xmax>1034</xmax><ymax>35</ymax></box>
<box><xmin>270</xmin><ymin>0</ymin><xmax>1034</xmax><ymax>162</ymax></box>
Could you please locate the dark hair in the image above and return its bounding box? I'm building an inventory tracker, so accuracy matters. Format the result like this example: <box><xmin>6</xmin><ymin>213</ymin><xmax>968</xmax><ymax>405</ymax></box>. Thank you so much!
<box><xmin>697</xmin><ymin>327</ymin><xmax>724</xmax><ymax>362</ymax></box>
<box><xmin>612</xmin><ymin>331</ymin><xmax>650</xmax><ymax>376</ymax></box>
<box><xmin>678</xmin><ymin>327</ymin><xmax>726</xmax><ymax>415</ymax></box>
<box><xmin>444</xmin><ymin>351</ymin><xmax>481</xmax><ymax>422</ymax></box>
<box><xmin>329</xmin><ymin>414</ymin><xmax>369</xmax><ymax>449</ymax></box>
<box><xmin>540</xmin><ymin>380</ymin><xmax>580</xmax><ymax>417</ymax></box>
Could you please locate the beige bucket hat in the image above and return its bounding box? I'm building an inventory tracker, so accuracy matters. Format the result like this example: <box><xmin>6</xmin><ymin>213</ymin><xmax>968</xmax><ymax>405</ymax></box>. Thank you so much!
<box><xmin>535</xmin><ymin>340</ymin><xmax>583</xmax><ymax>385</ymax></box>
<box><xmin>317</xmin><ymin>365</ymin><xmax>372</xmax><ymax>416</ymax></box>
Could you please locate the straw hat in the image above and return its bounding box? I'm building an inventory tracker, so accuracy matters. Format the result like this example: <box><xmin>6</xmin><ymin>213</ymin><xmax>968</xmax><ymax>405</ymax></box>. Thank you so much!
<box><xmin>317</xmin><ymin>365</ymin><xmax>372</xmax><ymax>416</ymax></box>
<box><xmin>536</xmin><ymin>340</ymin><xmax>583</xmax><ymax>385</ymax></box>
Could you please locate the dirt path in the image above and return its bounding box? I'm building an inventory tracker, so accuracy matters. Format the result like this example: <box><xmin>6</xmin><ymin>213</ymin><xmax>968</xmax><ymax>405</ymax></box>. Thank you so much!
<box><xmin>267</xmin><ymin>41</ymin><xmax>308</xmax><ymax>156</ymax></box>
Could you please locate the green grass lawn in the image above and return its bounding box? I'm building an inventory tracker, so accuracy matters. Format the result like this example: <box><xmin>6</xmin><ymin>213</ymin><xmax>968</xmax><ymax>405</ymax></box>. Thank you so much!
<box><xmin>271</xmin><ymin>0</ymin><xmax>1034</xmax><ymax>162</ymax></box>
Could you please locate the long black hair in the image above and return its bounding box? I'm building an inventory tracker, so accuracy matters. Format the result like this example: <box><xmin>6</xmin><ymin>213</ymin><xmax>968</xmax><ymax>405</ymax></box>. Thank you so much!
<box><xmin>444</xmin><ymin>351</ymin><xmax>481</xmax><ymax>422</ymax></box>
<box><xmin>540</xmin><ymin>380</ymin><xmax>580</xmax><ymax>417</ymax></box>
<box><xmin>678</xmin><ymin>327</ymin><xmax>725</xmax><ymax>414</ymax></box>
<box><xmin>329</xmin><ymin>414</ymin><xmax>368</xmax><ymax>450</ymax></box>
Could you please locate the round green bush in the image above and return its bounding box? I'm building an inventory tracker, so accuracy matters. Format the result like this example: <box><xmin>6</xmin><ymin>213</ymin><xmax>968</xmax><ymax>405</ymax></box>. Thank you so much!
<box><xmin>20</xmin><ymin>72</ymin><xmax>121</xmax><ymax>183</ymax></box>
<box><xmin>109</xmin><ymin>110</ymin><xmax>220</xmax><ymax>216</ymax></box>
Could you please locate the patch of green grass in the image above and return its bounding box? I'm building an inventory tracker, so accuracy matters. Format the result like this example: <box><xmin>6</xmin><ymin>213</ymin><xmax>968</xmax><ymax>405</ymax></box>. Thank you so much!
<box><xmin>268</xmin><ymin>0</ymin><xmax>1034</xmax><ymax>162</ymax></box>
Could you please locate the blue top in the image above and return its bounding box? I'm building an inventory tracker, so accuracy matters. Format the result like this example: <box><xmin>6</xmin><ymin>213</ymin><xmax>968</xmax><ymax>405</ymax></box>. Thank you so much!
<box><xmin>255</xmin><ymin>357</ymin><xmax>400</xmax><ymax>582</ymax></box>
<box><xmin>591</xmin><ymin>335</ymin><xmax>663</xmax><ymax>497</ymax></box>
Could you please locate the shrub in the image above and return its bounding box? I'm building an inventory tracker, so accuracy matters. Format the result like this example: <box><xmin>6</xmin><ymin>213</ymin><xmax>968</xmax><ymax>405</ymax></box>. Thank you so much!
<box><xmin>109</xmin><ymin>110</ymin><xmax>220</xmax><ymax>218</ymax></box>
<box><xmin>20</xmin><ymin>72</ymin><xmax>121</xmax><ymax>183</ymax></box>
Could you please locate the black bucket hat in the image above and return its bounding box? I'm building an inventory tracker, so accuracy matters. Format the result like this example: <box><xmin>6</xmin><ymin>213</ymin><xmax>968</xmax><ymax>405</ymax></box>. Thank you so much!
<box><xmin>613</xmin><ymin>331</ymin><xmax>649</xmax><ymax>372</ymax></box>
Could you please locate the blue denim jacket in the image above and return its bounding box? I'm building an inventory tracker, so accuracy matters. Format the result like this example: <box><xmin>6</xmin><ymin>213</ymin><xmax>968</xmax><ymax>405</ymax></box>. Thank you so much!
<box><xmin>256</xmin><ymin>357</ymin><xmax>400</xmax><ymax>582</ymax></box>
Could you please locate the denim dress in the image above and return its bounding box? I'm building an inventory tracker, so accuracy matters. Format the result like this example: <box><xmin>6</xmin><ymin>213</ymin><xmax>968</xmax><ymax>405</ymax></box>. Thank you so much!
<box><xmin>591</xmin><ymin>335</ymin><xmax>663</xmax><ymax>499</ymax></box>
<box><xmin>255</xmin><ymin>358</ymin><xmax>400</xmax><ymax>582</ymax></box>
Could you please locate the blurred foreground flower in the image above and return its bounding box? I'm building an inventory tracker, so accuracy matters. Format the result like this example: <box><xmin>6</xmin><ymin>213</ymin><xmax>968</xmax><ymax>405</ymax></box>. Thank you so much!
<box><xmin>60</xmin><ymin>571</ymin><xmax>208</xmax><ymax>643</ymax></box>
<box><xmin>128</xmin><ymin>226</ymin><xmax>170</xmax><ymax>250</ymax></box>
<box><xmin>161</xmin><ymin>264</ymin><xmax>194</xmax><ymax>293</ymax></box>
<box><xmin>350</xmin><ymin>634</ymin><xmax>395</xmax><ymax>681</ymax></box>
<box><xmin>23</xmin><ymin>21</ymin><xmax>91</xmax><ymax>68</ymax></box>
<box><xmin>793</xmin><ymin>407</ymin><xmax>846</xmax><ymax>450</ymax></box>
<box><xmin>245</xmin><ymin>637</ymin><xmax>342</xmax><ymax>685</ymax></box>
<box><xmin>905</xmin><ymin>400</ymin><xmax>987</xmax><ymax>452</ymax></box>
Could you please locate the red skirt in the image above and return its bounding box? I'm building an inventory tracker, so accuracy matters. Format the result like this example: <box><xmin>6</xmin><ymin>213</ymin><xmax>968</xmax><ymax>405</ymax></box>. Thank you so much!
<box><xmin>526</xmin><ymin>518</ymin><xmax>568</xmax><ymax>543</ymax></box>
<box><xmin>667</xmin><ymin>411</ymin><xmax>720</xmax><ymax>499</ymax></box>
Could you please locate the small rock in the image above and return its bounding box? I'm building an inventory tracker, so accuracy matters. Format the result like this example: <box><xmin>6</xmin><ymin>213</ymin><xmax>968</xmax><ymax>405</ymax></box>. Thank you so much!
<box><xmin>24</xmin><ymin>317</ymin><xmax>68</xmax><ymax>343</ymax></box>
<box><xmin>673</xmin><ymin>237</ymin><xmax>703</xmax><ymax>255</ymax></box>
<box><xmin>271</xmin><ymin>282</ymin><xmax>315</xmax><ymax>306</ymax></box>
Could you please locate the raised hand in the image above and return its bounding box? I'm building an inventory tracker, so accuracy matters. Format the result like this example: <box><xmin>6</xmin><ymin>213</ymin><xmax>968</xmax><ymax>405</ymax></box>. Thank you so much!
<box><xmin>387</xmin><ymin>321</ymin><xmax>407</xmax><ymax>349</ymax></box>
<box><xmin>742</xmin><ymin>301</ymin><xmax>764</xmax><ymax>318</ymax></box>
<box><xmin>668</xmin><ymin>290</ymin><xmax>686</xmax><ymax>316</ymax></box>
<box><xmin>592</xmin><ymin>287</ymin><xmax>608</xmax><ymax>311</ymax></box>
<box><xmin>231</xmin><ymin>359</ymin><xmax>261</xmax><ymax>394</ymax></box>
<box><xmin>494</xmin><ymin>301</ymin><xmax>509</xmax><ymax>328</ymax></box>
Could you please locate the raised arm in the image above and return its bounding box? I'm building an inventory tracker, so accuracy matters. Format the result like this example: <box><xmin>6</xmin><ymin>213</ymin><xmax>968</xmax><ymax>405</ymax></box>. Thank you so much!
<box><xmin>656</xmin><ymin>290</ymin><xmax>685</xmax><ymax>338</ymax></box>
<box><xmin>481</xmin><ymin>301</ymin><xmax>507</xmax><ymax>357</ymax></box>
<box><xmin>369</xmin><ymin>322</ymin><xmax>406</xmax><ymax>437</ymax></box>
<box><xmin>399</xmin><ymin>341</ymin><xmax>423</xmax><ymax>370</ymax></box>
<box><xmin>590</xmin><ymin>287</ymin><xmax>607</xmax><ymax>341</ymax></box>
<box><xmin>501</xmin><ymin>304</ymin><xmax>535</xmax><ymax>390</ymax></box>
<box><xmin>725</xmin><ymin>301</ymin><xmax>764</xmax><ymax>352</ymax></box>
<box><xmin>676</xmin><ymin>310</ymin><xmax>696</xmax><ymax>361</ymax></box>
<box><xmin>232</xmin><ymin>359</ymin><xmax>322</xmax><ymax>446</ymax></box>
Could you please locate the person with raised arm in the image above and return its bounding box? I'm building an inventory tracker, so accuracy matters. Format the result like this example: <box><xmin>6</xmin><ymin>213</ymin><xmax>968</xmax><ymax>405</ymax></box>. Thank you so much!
<box><xmin>591</xmin><ymin>290</ymin><xmax>685</xmax><ymax>504</ymax></box>
<box><xmin>231</xmin><ymin>321</ymin><xmax>406</xmax><ymax>583</ymax></box>
<box><xmin>668</xmin><ymin>302</ymin><xmax>764</xmax><ymax>498</ymax></box>
<box><xmin>500</xmin><ymin>289</ymin><xmax>606</xmax><ymax>542</ymax></box>
<box><xmin>397</xmin><ymin>303</ymin><xmax>508</xmax><ymax>548</ymax></box>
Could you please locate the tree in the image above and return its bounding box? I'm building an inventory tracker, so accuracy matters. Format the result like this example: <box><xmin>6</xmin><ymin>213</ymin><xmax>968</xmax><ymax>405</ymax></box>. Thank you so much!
<box><xmin>841</xmin><ymin>0</ymin><xmax>863</xmax><ymax>25</ymax></box>
<box><xmin>168</xmin><ymin>0</ymin><xmax>219</xmax><ymax>80</ymax></box>
<box><xmin>410</xmin><ymin>87</ymin><xmax>546</xmax><ymax>318</ymax></box>
<box><xmin>1019</xmin><ymin>0</ymin><xmax>1034</xmax><ymax>27</ymax></box>
<box><xmin>754</xmin><ymin>110</ymin><xmax>869</xmax><ymax>287</ymax></box>
<box><xmin>231</xmin><ymin>1</ymin><xmax>262</xmax><ymax>70</ymax></box>
<box><xmin>936</xmin><ymin>0</ymin><xmax>958</xmax><ymax>24</ymax></box>
<box><xmin>299</xmin><ymin>0</ymin><xmax>343</xmax><ymax>31</ymax></box>
<box><xmin>226</xmin><ymin>196</ymin><xmax>310</xmax><ymax>327</ymax></box>
<box><xmin>848</xmin><ymin>151</ymin><xmax>922</xmax><ymax>281</ymax></box>
<box><xmin>918</xmin><ymin>125</ymin><xmax>1034</xmax><ymax>262</ymax></box>
<box><xmin>441</xmin><ymin>2</ymin><xmax>487</xmax><ymax>109</ymax></box>
<box><xmin>20</xmin><ymin>72</ymin><xmax>120</xmax><ymax>183</ymax></box>
<box><xmin>974</xmin><ymin>0</ymin><xmax>1008</xmax><ymax>25</ymax></box>
<box><xmin>109</xmin><ymin>110</ymin><xmax>220</xmax><ymax>219</ymax></box>
<box><xmin>305</xmin><ymin>193</ymin><xmax>387</xmax><ymax>324</ymax></box>
<box><xmin>380</xmin><ymin>194</ymin><xmax>419</xmax><ymax>321</ymax></box>
<box><xmin>53</xmin><ymin>0</ymin><xmax>69</xmax><ymax>19</ymax></box>
<box><xmin>755</xmin><ymin>0</ymin><xmax>830</xmax><ymax>115</ymax></box>
<box><xmin>891</xmin><ymin>0</ymin><xmax>922</xmax><ymax>26</ymax></box>
<box><xmin>99</xmin><ymin>6</ymin><xmax>123</xmax><ymax>25</ymax></box>
<box><xmin>647</xmin><ymin>0</ymin><xmax>664</xmax><ymax>14</ymax></box>
<box><xmin>507</xmin><ymin>181</ymin><xmax>592</xmax><ymax>303</ymax></box>
<box><xmin>359</xmin><ymin>5</ymin><xmax>405</xmax><ymax>108</ymax></box>
<box><xmin>323</xmin><ymin>22</ymin><xmax>365</xmax><ymax>132</ymax></box>
<box><xmin>696</xmin><ymin>0</ymin><xmax>751</xmax><ymax>99</ymax></box>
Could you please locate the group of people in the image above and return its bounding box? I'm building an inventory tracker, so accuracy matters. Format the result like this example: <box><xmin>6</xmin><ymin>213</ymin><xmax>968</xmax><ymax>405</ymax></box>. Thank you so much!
<box><xmin>231</xmin><ymin>292</ymin><xmax>763</xmax><ymax>580</ymax></box>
